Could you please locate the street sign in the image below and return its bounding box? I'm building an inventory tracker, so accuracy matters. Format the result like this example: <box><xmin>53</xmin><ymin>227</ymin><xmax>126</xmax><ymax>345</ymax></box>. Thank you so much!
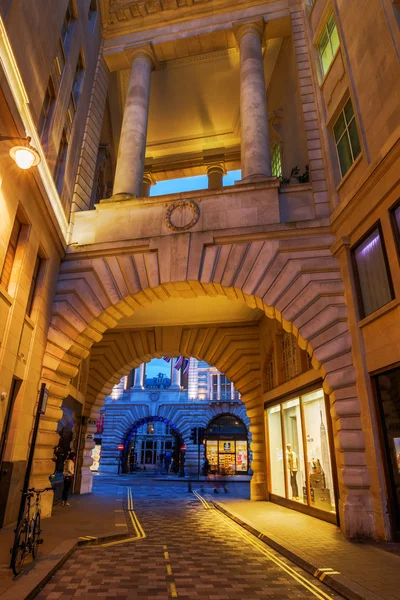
<box><xmin>180</xmin><ymin>444</ymin><xmax>187</xmax><ymax>451</ymax></box>
<box><xmin>40</xmin><ymin>387</ymin><xmax>49</xmax><ymax>414</ymax></box>
<box><xmin>118</xmin><ymin>443</ymin><xmax>124</xmax><ymax>451</ymax></box>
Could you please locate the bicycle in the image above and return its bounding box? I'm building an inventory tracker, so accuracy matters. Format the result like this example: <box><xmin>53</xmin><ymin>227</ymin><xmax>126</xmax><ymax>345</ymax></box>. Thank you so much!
<box><xmin>10</xmin><ymin>487</ymin><xmax>52</xmax><ymax>576</ymax></box>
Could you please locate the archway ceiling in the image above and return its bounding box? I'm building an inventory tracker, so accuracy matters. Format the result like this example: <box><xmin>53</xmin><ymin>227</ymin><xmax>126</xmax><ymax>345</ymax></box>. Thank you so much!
<box><xmin>85</xmin><ymin>322</ymin><xmax>263</xmax><ymax>418</ymax></box>
<box><xmin>115</xmin><ymin>295</ymin><xmax>264</xmax><ymax>328</ymax></box>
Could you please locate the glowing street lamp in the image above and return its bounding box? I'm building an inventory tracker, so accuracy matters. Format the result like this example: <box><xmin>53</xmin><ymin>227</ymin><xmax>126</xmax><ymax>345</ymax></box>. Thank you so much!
<box><xmin>0</xmin><ymin>135</ymin><xmax>41</xmax><ymax>169</ymax></box>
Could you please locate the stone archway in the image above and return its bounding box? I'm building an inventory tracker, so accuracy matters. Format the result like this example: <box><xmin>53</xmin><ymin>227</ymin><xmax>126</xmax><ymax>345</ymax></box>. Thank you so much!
<box><xmin>101</xmin><ymin>414</ymin><xmax>185</xmax><ymax>475</ymax></box>
<box><xmin>38</xmin><ymin>233</ymin><xmax>374</xmax><ymax>538</ymax></box>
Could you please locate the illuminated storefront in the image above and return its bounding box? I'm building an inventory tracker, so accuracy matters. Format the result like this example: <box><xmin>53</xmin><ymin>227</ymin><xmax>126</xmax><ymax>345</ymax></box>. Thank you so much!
<box><xmin>206</xmin><ymin>414</ymin><xmax>249</xmax><ymax>475</ymax></box>
<box><xmin>266</xmin><ymin>387</ymin><xmax>337</xmax><ymax>523</ymax></box>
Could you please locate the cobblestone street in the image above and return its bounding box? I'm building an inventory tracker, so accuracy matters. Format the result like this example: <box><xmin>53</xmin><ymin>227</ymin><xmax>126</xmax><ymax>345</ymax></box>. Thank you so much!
<box><xmin>36</xmin><ymin>481</ymin><xmax>343</xmax><ymax>600</ymax></box>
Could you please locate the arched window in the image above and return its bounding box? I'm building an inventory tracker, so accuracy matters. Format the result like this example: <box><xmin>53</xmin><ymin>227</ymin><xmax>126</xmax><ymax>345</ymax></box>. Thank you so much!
<box><xmin>282</xmin><ymin>331</ymin><xmax>298</xmax><ymax>382</ymax></box>
<box><xmin>207</xmin><ymin>414</ymin><xmax>247</xmax><ymax>435</ymax></box>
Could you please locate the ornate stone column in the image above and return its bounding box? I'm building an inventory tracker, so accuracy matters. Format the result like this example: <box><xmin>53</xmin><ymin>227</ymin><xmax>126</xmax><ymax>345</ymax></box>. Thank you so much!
<box><xmin>112</xmin><ymin>45</ymin><xmax>157</xmax><ymax>199</ymax></box>
<box><xmin>206</xmin><ymin>163</ymin><xmax>226</xmax><ymax>190</ymax></box>
<box><xmin>234</xmin><ymin>19</ymin><xmax>272</xmax><ymax>181</ymax></box>
<box><xmin>142</xmin><ymin>172</ymin><xmax>154</xmax><ymax>197</ymax></box>
<box><xmin>170</xmin><ymin>359</ymin><xmax>181</xmax><ymax>390</ymax></box>
<box><xmin>133</xmin><ymin>363</ymin><xmax>145</xmax><ymax>389</ymax></box>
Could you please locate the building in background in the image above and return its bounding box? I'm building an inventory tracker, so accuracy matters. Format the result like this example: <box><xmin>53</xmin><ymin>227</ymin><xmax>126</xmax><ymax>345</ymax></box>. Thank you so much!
<box><xmin>95</xmin><ymin>358</ymin><xmax>250</xmax><ymax>476</ymax></box>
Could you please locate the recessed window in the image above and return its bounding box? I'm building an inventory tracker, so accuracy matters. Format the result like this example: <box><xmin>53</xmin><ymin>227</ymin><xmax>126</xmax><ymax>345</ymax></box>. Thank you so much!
<box><xmin>0</xmin><ymin>216</ymin><xmax>22</xmax><ymax>290</ymax></box>
<box><xmin>38</xmin><ymin>77</ymin><xmax>56</xmax><ymax>136</ymax></box>
<box><xmin>54</xmin><ymin>129</ymin><xmax>69</xmax><ymax>193</ymax></box>
<box><xmin>333</xmin><ymin>98</ymin><xmax>361</xmax><ymax>178</ymax></box>
<box><xmin>271</xmin><ymin>143</ymin><xmax>283</xmax><ymax>178</ymax></box>
<box><xmin>53</xmin><ymin>38</ymin><xmax>66</xmax><ymax>84</ymax></box>
<box><xmin>318</xmin><ymin>13</ymin><xmax>340</xmax><ymax>76</ymax></box>
<box><xmin>72</xmin><ymin>52</ymin><xmax>85</xmax><ymax>106</ymax></box>
<box><xmin>26</xmin><ymin>255</ymin><xmax>44</xmax><ymax>316</ymax></box>
<box><xmin>353</xmin><ymin>227</ymin><xmax>394</xmax><ymax>318</ymax></box>
<box><xmin>391</xmin><ymin>201</ymin><xmax>400</xmax><ymax>256</ymax></box>
<box><xmin>88</xmin><ymin>0</ymin><xmax>97</xmax><ymax>32</ymax></box>
<box><xmin>61</xmin><ymin>0</ymin><xmax>76</xmax><ymax>52</ymax></box>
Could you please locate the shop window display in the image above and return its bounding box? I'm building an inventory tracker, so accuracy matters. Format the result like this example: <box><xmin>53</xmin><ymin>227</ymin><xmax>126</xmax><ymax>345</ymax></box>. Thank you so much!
<box><xmin>266</xmin><ymin>388</ymin><xmax>336</xmax><ymax>517</ymax></box>
<box><xmin>283</xmin><ymin>398</ymin><xmax>306</xmax><ymax>504</ymax></box>
<box><xmin>267</xmin><ymin>405</ymin><xmax>285</xmax><ymax>496</ymax></box>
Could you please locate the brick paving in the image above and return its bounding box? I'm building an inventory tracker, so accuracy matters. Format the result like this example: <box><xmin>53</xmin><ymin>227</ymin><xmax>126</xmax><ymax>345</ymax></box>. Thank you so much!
<box><xmin>211</xmin><ymin>491</ymin><xmax>400</xmax><ymax>600</ymax></box>
<box><xmin>36</xmin><ymin>480</ymin><xmax>343</xmax><ymax>600</ymax></box>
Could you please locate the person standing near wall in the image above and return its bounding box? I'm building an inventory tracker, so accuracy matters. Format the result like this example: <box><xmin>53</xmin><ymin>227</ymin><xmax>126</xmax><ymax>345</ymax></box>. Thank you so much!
<box><xmin>61</xmin><ymin>452</ymin><xmax>76</xmax><ymax>507</ymax></box>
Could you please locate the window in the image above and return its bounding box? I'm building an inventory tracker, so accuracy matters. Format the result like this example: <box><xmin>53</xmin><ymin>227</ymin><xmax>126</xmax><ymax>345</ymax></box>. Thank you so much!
<box><xmin>38</xmin><ymin>78</ymin><xmax>56</xmax><ymax>136</ymax></box>
<box><xmin>72</xmin><ymin>52</ymin><xmax>85</xmax><ymax>106</ymax></box>
<box><xmin>0</xmin><ymin>216</ymin><xmax>21</xmax><ymax>290</ymax></box>
<box><xmin>266</xmin><ymin>388</ymin><xmax>336</xmax><ymax>515</ymax></box>
<box><xmin>391</xmin><ymin>201</ymin><xmax>400</xmax><ymax>256</ymax></box>
<box><xmin>266</xmin><ymin>358</ymin><xmax>274</xmax><ymax>391</ymax></box>
<box><xmin>54</xmin><ymin>37</ymin><xmax>66</xmax><ymax>84</ymax></box>
<box><xmin>271</xmin><ymin>143</ymin><xmax>283</xmax><ymax>178</ymax></box>
<box><xmin>318</xmin><ymin>12</ymin><xmax>340</xmax><ymax>76</ymax></box>
<box><xmin>54</xmin><ymin>129</ymin><xmax>69</xmax><ymax>193</ymax></box>
<box><xmin>282</xmin><ymin>331</ymin><xmax>297</xmax><ymax>382</ymax></box>
<box><xmin>61</xmin><ymin>0</ymin><xmax>76</xmax><ymax>52</ymax></box>
<box><xmin>333</xmin><ymin>99</ymin><xmax>361</xmax><ymax>178</ymax></box>
<box><xmin>88</xmin><ymin>0</ymin><xmax>97</xmax><ymax>29</ymax></box>
<box><xmin>26</xmin><ymin>255</ymin><xmax>43</xmax><ymax>316</ymax></box>
<box><xmin>353</xmin><ymin>226</ymin><xmax>394</xmax><ymax>318</ymax></box>
<box><xmin>220</xmin><ymin>375</ymin><xmax>231</xmax><ymax>400</ymax></box>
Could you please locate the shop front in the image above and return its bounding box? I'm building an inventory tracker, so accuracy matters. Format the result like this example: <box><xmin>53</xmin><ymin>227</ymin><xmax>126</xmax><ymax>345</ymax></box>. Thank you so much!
<box><xmin>265</xmin><ymin>387</ymin><xmax>338</xmax><ymax>523</ymax></box>
<box><xmin>373</xmin><ymin>366</ymin><xmax>400</xmax><ymax>539</ymax></box>
<box><xmin>206</xmin><ymin>414</ymin><xmax>249</xmax><ymax>475</ymax></box>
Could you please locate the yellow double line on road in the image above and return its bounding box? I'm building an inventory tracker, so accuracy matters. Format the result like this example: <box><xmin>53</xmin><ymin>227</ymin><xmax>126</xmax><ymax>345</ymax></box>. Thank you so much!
<box><xmin>99</xmin><ymin>487</ymin><xmax>146</xmax><ymax>548</ymax></box>
<box><xmin>194</xmin><ymin>492</ymin><xmax>334</xmax><ymax>600</ymax></box>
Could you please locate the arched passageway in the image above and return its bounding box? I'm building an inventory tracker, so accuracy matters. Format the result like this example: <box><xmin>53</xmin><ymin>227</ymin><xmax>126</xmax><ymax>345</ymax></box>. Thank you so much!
<box><xmin>37</xmin><ymin>233</ymin><xmax>377</xmax><ymax>538</ymax></box>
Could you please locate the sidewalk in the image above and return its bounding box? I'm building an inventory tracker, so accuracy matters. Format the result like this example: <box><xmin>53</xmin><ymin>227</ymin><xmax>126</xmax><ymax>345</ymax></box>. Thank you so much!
<box><xmin>209</xmin><ymin>491</ymin><xmax>400</xmax><ymax>600</ymax></box>
<box><xmin>0</xmin><ymin>481</ymin><xmax>127</xmax><ymax>599</ymax></box>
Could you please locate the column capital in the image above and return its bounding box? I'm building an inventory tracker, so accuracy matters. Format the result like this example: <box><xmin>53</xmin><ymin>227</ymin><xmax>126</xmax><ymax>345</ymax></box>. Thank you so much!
<box><xmin>331</xmin><ymin>235</ymin><xmax>351</xmax><ymax>257</ymax></box>
<box><xmin>233</xmin><ymin>18</ymin><xmax>265</xmax><ymax>46</ymax></box>
<box><xmin>143</xmin><ymin>171</ymin><xmax>155</xmax><ymax>186</ymax></box>
<box><xmin>206</xmin><ymin>162</ymin><xmax>226</xmax><ymax>176</ymax></box>
<box><xmin>124</xmin><ymin>43</ymin><xmax>159</xmax><ymax>70</ymax></box>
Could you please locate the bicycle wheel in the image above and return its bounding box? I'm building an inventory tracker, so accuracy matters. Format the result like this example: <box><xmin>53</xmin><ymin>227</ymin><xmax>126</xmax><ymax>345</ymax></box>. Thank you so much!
<box><xmin>10</xmin><ymin>519</ymin><xmax>29</xmax><ymax>576</ymax></box>
<box><xmin>31</xmin><ymin>513</ymin><xmax>42</xmax><ymax>559</ymax></box>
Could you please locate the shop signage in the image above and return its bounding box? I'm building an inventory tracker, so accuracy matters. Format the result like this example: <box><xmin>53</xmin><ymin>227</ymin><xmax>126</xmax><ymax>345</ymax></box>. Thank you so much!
<box><xmin>86</xmin><ymin>433</ymin><xmax>94</xmax><ymax>440</ymax></box>
<box><xmin>88</xmin><ymin>418</ymin><xmax>97</xmax><ymax>426</ymax></box>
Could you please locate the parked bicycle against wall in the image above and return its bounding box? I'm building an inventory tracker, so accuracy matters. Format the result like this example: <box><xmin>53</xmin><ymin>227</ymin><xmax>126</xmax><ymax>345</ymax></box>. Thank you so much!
<box><xmin>10</xmin><ymin>487</ymin><xmax>52</xmax><ymax>576</ymax></box>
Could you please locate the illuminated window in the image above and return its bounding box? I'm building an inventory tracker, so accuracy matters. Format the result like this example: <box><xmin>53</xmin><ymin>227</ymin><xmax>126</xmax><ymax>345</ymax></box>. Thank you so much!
<box><xmin>271</xmin><ymin>143</ymin><xmax>282</xmax><ymax>178</ymax></box>
<box><xmin>333</xmin><ymin>99</ymin><xmax>361</xmax><ymax>178</ymax></box>
<box><xmin>147</xmin><ymin>423</ymin><xmax>155</xmax><ymax>435</ymax></box>
<box><xmin>61</xmin><ymin>1</ymin><xmax>76</xmax><ymax>51</ymax></box>
<box><xmin>318</xmin><ymin>13</ymin><xmax>340</xmax><ymax>76</ymax></box>
<box><xmin>352</xmin><ymin>227</ymin><xmax>393</xmax><ymax>318</ymax></box>
<box><xmin>0</xmin><ymin>216</ymin><xmax>22</xmax><ymax>290</ymax></box>
<box><xmin>391</xmin><ymin>200</ymin><xmax>400</xmax><ymax>257</ymax></box>
<box><xmin>282</xmin><ymin>331</ymin><xmax>297</xmax><ymax>382</ymax></box>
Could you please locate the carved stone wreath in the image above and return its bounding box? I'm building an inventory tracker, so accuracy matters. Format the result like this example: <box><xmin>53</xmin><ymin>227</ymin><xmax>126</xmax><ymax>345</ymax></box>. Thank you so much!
<box><xmin>165</xmin><ymin>199</ymin><xmax>200</xmax><ymax>232</ymax></box>
<box><xmin>150</xmin><ymin>392</ymin><xmax>160</xmax><ymax>402</ymax></box>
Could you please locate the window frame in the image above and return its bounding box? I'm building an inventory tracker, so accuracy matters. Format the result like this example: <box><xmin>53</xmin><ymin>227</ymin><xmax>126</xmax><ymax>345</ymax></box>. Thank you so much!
<box><xmin>390</xmin><ymin>198</ymin><xmax>400</xmax><ymax>260</ymax></box>
<box><xmin>54</xmin><ymin>128</ymin><xmax>69</xmax><ymax>194</ymax></box>
<box><xmin>333</xmin><ymin>97</ymin><xmax>362</xmax><ymax>179</ymax></box>
<box><xmin>0</xmin><ymin>215</ymin><xmax>22</xmax><ymax>291</ymax></box>
<box><xmin>317</xmin><ymin>11</ymin><xmax>340</xmax><ymax>77</ymax></box>
<box><xmin>351</xmin><ymin>221</ymin><xmax>395</xmax><ymax>320</ymax></box>
<box><xmin>271</xmin><ymin>142</ymin><xmax>283</xmax><ymax>179</ymax></box>
<box><xmin>26</xmin><ymin>254</ymin><xmax>44</xmax><ymax>317</ymax></box>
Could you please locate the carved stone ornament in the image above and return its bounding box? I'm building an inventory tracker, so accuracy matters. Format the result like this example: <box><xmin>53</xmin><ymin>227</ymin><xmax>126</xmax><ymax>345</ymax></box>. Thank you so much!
<box><xmin>165</xmin><ymin>199</ymin><xmax>200</xmax><ymax>232</ymax></box>
<box><xmin>149</xmin><ymin>392</ymin><xmax>159</xmax><ymax>402</ymax></box>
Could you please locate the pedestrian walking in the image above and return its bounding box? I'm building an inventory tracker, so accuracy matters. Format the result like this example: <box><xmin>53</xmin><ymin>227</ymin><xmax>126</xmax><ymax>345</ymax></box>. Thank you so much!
<box><xmin>61</xmin><ymin>451</ymin><xmax>76</xmax><ymax>507</ymax></box>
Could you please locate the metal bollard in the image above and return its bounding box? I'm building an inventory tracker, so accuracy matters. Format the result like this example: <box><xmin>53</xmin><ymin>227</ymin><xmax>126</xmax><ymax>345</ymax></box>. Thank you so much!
<box><xmin>187</xmin><ymin>480</ymin><xmax>192</xmax><ymax>493</ymax></box>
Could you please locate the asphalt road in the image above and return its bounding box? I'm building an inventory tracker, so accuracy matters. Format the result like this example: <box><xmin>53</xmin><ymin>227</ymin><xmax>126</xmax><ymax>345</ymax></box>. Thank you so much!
<box><xmin>36</xmin><ymin>479</ymin><xmax>344</xmax><ymax>600</ymax></box>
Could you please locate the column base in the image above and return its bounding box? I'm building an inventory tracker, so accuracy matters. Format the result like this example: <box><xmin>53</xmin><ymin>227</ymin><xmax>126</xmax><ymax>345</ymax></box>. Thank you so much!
<box><xmin>100</xmin><ymin>192</ymin><xmax>137</xmax><ymax>203</ymax></box>
<box><xmin>236</xmin><ymin>175</ymin><xmax>278</xmax><ymax>185</ymax></box>
<box><xmin>169</xmin><ymin>385</ymin><xmax>181</xmax><ymax>390</ymax></box>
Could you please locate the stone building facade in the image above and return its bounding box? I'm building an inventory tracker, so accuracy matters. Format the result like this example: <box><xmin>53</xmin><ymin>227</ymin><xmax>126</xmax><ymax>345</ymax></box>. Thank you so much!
<box><xmin>97</xmin><ymin>359</ymin><xmax>249</xmax><ymax>475</ymax></box>
<box><xmin>0</xmin><ymin>0</ymin><xmax>399</xmax><ymax>541</ymax></box>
